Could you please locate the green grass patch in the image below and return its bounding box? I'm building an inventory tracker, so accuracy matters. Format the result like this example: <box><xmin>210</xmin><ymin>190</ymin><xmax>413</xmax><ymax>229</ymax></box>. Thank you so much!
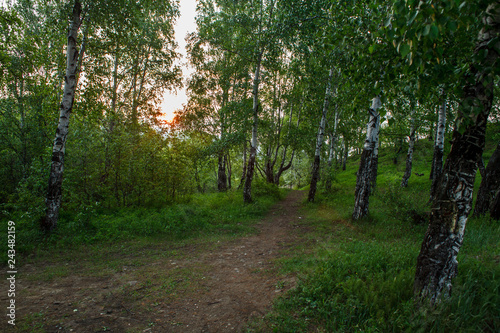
<box><xmin>255</xmin><ymin>139</ymin><xmax>499</xmax><ymax>333</ymax></box>
<box><xmin>1</xmin><ymin>184</ymin><xmax>286</xmax><ymax>264</ymax></box>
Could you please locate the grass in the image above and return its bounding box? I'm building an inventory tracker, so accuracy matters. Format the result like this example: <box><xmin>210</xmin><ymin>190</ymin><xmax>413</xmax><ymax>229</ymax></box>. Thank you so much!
<box><xmin>253</xmin><ymin>137</ymin><xmax>500</xmax><ymax>332</ymax></box>
<box><xmin>3</xmin><ymin>182</ymin><xmax>286</xmax><ymax>332</ymax></box>
<box><xmin>0</xmin><ymin>182</ymin><xmax>286</xmax><ymax>264</ymax></box>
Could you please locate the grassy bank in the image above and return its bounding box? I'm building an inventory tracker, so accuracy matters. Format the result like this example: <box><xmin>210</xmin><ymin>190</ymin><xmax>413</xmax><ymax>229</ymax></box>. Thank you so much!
<box><xmin>255</xmin><ymin>138</ymin><xmax>499</xmax><ymax>332</ymax></box>
<box><xmin>1</xmin><ymin>181</ymin><xmax>286</xmax><ymax>264</ymax></box>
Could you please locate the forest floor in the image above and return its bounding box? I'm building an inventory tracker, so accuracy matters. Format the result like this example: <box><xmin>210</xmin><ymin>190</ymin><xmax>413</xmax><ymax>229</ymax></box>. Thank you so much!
<box><xmin>4</xmin><ymin>190</ymin><xmax>310</xmax><ymax>333</ymax></box>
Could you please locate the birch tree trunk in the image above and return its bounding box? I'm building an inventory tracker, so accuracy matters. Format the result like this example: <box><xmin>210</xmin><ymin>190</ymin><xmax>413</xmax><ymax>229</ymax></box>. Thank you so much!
<box><xmin>325</xmin><ymin>111</ymin><xmax>339</xmax><ymax>192</ymax></box>
<box><xmin>238</xmin><ymin>140</ymin><xmax>247</xmax><ymax>190</ymax></box>
<box><xmin>243</xmin><ymin>53</ymin><xmax>262</xmax><ymax>203</ymax></box>
<box><xmin>414</xmin><ymin>2</ymin><xmax>500</xmax><ymax>304</ymax></box>
<box><xmin>308</xmin><ymin>68</ymin><xmax>334</xmax><ymax>202</ymax></box>
<box><xmin>473</xmin><ymin>142</ymin><xmax>500</xmax><ymax>217</ymax></box>
<box><xmin>274</xmin><ymin>103</ymin><xmax>300</xmax><ymax>185</ymax></box>
<box><xmin>352</xmin><ymin>96</ymin><xmax>381</xmax><ymax>220</ymax></box>
<box><xmin>41</xmin><ymin>0</ymin><xmax>82</xmax><ymax>232</ymax></box>
<box><xmin>370</xmin><ymin>125</ymin><xmax>380</xmax><ymax>193</ymax></box>
<box><xmin>342</xmin><ymin>139</ymin><xmax>348</xmax><ymax>171</ymax></box>
<box><xmin>430</xmin><ymin>96</ymin><xmax>447</xmax><ymax>199</ymax></box>
<box><xmin>217</xmin><ymin>90</ymin><xmax>229</xmax><ymax>192</ymax></box>
<box><xmin>401</xmin><ymin>106</ymin><xmax>416</xmax><ymax>188</ymax></box>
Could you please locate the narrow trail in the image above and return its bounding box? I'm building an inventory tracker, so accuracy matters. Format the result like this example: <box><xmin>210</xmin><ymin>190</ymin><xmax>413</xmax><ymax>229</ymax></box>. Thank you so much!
<box><xmin>165</xmin><ymin>190</ymin><xmax>305</xmax><ymax>332</ymax></box>
<box><xmin>4</xmin><ymin>190</ymin><xmax>307</xmax><ymax>333</ymax></box>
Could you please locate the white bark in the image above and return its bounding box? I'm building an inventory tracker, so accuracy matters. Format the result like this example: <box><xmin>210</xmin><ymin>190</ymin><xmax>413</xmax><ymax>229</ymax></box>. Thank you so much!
<box><xmin>243</xmin><ymin>52</ymin><xmax>262</xmax><ymax>203</ymax></box>
<box><xmin>308</xmin><ymin>67</ymin><xmax>334</xmax><ymax>202</ymax></box>
<box><xmin>352</xmin><ymin>96</ymin><xmax>381</xmax><ymax>220</ymax></box>
<box><xmin>430</xmin><ymin>96</ymin><xmax>447</xmax><ymax>199</ymax></box>
<box><xmin>42</xmin><ymin>0</ymin><xmax>82</xmax><ymax>231</ymax></box>
<box><xmin>401</xmin><ymin>106</ymin><xmax>416</xmax><ymax>187</ymax></box>
<box><xmin>436</xmin><ymin>99</ymin><xmax>446</xmax><ymax>153</ymax></box>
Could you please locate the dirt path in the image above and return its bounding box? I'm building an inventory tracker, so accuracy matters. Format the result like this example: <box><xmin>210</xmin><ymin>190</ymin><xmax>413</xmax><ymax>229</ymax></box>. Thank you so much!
<box><xmin>3</xmin><ymin>190</ymin><xmax>307</xmax><ymax>332</ymax></box>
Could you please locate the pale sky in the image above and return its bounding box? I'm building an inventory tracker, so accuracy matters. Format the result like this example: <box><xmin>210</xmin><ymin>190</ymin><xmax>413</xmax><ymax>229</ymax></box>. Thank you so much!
<box><xmin>161</xmin><ymin>0</ymin><xmax>198</xmax><ymax>121</ymax></box>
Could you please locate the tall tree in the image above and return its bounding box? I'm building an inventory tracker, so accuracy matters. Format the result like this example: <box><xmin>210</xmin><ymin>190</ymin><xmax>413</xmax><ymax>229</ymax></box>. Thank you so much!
<box><xmin>353</xmin><ymin>96</ymin><xmax>382</xmax><ymax>220</ymax></box>
<box><xmin>429</xmin><ymin>93</ymin><xmax>447</xmax><ymax>199</ymax></box>
<box><xmin>41</xmin><ymin>0</ymin><xmax>83</xmax><ymax>232</ymax></box>
<box><xmin>401</xmin><ymin>103</ymin><xmax>417</xmax><ymax>187</ymax></box>
<box><xmin>413</xmin><ymin>1</ymin><xmax>500</xmax><ymax>304</ymax></box>
<box><xmin>308</xmin><ymin>67</ymin><xmax>334</xmax><ymax>202</ymax></box>
<box><xmin>243</xmin><ymin>51</ymin><xmax>263</xmax><ymax>202</ymax></box>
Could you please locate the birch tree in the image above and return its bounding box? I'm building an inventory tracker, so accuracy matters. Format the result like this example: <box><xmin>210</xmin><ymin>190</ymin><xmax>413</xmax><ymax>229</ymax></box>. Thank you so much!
<box><xmin>429</xmin><ymin>93</ymin><xmax>447</xmax><ymax>199</ymax></box>
<box><xmin>194</xmin><ymin>0</ymin><xmax>280</xmax><ymax>203</ymax></box>
<box><xmin>243</xmin><ymin>51</ymin><xmax>263</xmax><ymax>202</ymax></box>
<box><xmin>325</xmin><ymin>111</ymin><xmax>339</xmax><ymax>192</ymax></box>
<box><xmin>412</xmin><ymin>2</ymin><xmax>500</xmax><ymax>304</ymax></box>
<box><xmin>352</xmin><ymin>96</ymin><xmax>382</xmax><ymax>220</ymax></box>
<box><xmin>41</xmin><ymin>0</ymin><xmax>83</xmax><ymax>232</ymax></box>
<box><xmin>308</xmin><ymin>67</ymin><xmax>334</xmax><ymax>202</ymax></box>
<box><xmin>401</xmin><ymin>103</ymin><xmax>416</xmax><ymax>187</ymax></box>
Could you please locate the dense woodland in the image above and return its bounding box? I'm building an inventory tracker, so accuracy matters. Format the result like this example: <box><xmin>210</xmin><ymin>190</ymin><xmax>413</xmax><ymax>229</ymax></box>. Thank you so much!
<box><xmin>1</xmin><ymin>0</ymin><xmax>499</xmax><ymax>331</ymax></box>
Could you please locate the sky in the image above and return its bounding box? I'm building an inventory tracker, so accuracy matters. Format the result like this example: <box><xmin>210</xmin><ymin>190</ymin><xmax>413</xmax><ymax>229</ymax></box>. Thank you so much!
<box><xmin>160</xmin><ymin>0</ymin><xmax>198</xmax><ymax>121</ymax></box>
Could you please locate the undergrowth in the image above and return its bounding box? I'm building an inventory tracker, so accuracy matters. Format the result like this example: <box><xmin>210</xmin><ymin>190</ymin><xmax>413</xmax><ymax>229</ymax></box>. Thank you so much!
<box><xmin>1</xmin><ymin>183</ymin><xmax>285</xmax><ymax>263</ymax></box>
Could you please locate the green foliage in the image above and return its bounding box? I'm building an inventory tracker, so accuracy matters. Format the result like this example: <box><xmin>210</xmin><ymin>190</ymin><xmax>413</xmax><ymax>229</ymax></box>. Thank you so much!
<box><xmin>252</xmin><ymin>178</ymin><xmax>285</xmax><ymax>201</ymax></box>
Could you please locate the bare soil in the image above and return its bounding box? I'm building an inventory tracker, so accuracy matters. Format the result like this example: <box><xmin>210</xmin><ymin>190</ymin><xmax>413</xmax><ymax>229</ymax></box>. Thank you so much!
<box><xmin>2</xmin><ymin>190</ymin><xmax>308</xmax><ymax>333</ymax></box>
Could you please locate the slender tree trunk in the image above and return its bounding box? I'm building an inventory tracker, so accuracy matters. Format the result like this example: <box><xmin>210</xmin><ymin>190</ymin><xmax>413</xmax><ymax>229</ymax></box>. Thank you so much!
<box><xmin>473</xmin><ymin>142</ymin><xmax>500</xmax><ymax>217</ymax></box>
<box><xmin>274</xmin><ymin>104</ymin><xmax>300</xmax><ymax>185</ymax></box>
<box><xmin>217</xmin><ymin>153</ymin><xmax>227</xmax><ymax>191</ymax></box>
<box><xmin>401</xmin><ymin>106</ymin><xmax>417</xmax><ymax>188</ymax></box>
<box><xmin>217</xmin><ymin>88</ymin><xmax>229</xmax><ymax>191</ymax></box>
<box><xmin>41</xmin><ymin>0</ymin><xmax>82</xmax><ymax>232</ymax></box>
<box><xmin>325</xmin><ymin>111</ymin><xmax>339</xmax><ymax>192</ymax></box>
<box><xmin>308</xmin><ymin>68</ymin><xmax>333</xmax><ymax>202</ymax></box>
<box><xmin>430</xmin><ymin>96</ymin><xmax>447</xmax><ymax>199</ymax></box>
<box><xmin>370</xmin><ymin>125</ymin><xmax>381</xmax><ymax>193</ymax></box>
<box><xmin>353</xmin><ymin>96</ymin><xmax>381</xmax><ymax>220</ymax></box>
<box><xmin>429</xmin><ymin>116</ymin><xmax>439</xmax><ymax>179</ymax></box>
<box><xmin>414</xmin><ymin>3</ymin><xmax>499</xmax><ymax>304</ymax></box>
<box><xmin>342</xmin><ymin>139</ymin><xmax>348</xmax><ymax>171</ymax></box>
<box><xmin>226</xmin><ymin>154</ymin><xmax>232</xmax><ymax>189</ymax></box>
<box><xmin>243</xmin><ymin>52</ymin><xmax>262</xmax><ymax>203</ymax></box>
<box><xmin>238</xmin><ymin>140</ymin><xmax>247</xmax><ymax>190</ymax></box>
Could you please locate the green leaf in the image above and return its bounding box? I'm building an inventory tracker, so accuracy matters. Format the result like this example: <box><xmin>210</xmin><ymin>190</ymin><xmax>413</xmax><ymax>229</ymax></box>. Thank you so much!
<box><xmin>408</xmin><ymin>10</ymin><xmax>419</xmax><ymax>25</ymax></box>
<box><xmin>423</xmin><ymin>24</ymin><xmax>431</xmax><ymax>37</ymax></box>
<box><xmin>369</xmin><ymin>45</ymin><xmax>375</xmax><ymax>54</ymax></box>
<box><xmin>400</xmin><ymin>44</ymin><xmax>411</xmax><ymax>57</ymax></box>
<box><xmin>447</xmin><ymin>20</ymin><xmax>457</xmax><ymax>33</ymax></box>
<box><xmin>429</xmin><ymin>25</ymin><xmax>439</xmax><ymax>40</ymax></box>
